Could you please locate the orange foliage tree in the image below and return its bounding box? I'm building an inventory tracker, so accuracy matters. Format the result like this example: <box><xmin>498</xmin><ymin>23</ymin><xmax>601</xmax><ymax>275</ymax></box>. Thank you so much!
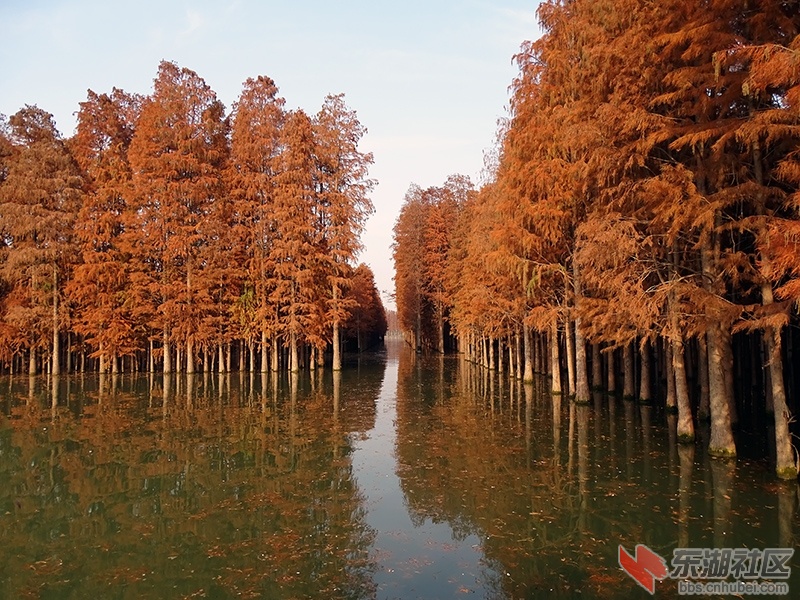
<box><xmin>391</xmin><ymin>0</ymin><xmax>800</xmax><ymax>478</ymax></box>
<box><xmin>0</xmin><ymin>106</ymin><xmax>83</xmax><ymax>375</ymax></box>
<box><xmin>127</xmin><ymin>61</ymin><xmax>229</xmax><ymax>374</ymax></box>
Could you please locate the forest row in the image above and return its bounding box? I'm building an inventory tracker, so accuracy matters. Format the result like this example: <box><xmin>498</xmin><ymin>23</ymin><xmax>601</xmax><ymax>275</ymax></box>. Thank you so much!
<box><xmin>0</xmin><ymin>61</ymin><xmax>387</xmax><ymax>377</ymax></box>
<box><xmin>392</xmin><ymin>1</ymin><xmax>800</xmax><ymax>479</ymax></box>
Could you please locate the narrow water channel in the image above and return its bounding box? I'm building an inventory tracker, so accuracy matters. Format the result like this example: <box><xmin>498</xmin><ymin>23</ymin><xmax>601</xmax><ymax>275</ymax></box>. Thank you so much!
<box><xmin>0</xmin><ymin>341</ymin><xmax>797</xmax><ymax>598</ymax></box>
<box><xmin>352</xmin><ymin>345</ymin><xmax>492</xmax><ymax>599</ymax></box>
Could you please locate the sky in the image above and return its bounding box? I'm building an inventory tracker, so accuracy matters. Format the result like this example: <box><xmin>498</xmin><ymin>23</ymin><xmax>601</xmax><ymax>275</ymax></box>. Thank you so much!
<box><xmin>0</xmin><ymin>0</ymin><xmax>542</xmax><ymax>311</ymax></box>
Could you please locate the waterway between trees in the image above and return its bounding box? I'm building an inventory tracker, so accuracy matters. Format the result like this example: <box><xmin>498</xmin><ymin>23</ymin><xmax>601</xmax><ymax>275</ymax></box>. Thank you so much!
<box><xmin>0</xmin><ymin>342</ymin><xmax>797</xmax><ymax>598</ymax></box>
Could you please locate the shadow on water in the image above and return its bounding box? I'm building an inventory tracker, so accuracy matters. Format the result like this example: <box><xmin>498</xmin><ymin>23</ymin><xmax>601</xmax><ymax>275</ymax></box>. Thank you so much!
<box><xmin>0</xmin><ymin>354</ymin><xmax>387</xmax><ymax>600</ymax></box>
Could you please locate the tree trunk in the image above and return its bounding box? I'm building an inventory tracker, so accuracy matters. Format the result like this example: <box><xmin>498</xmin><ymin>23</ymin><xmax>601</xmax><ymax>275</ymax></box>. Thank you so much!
<box><xmin>271</xmin><ymin>335</ymin><xmax>279</xmax><ymax>373</ymax></box>
<box><xmin>550</xmin><ymin>317</ymin><xmax>561</xmax><ymax>395</ymax></box>
<box><xmin>99</xmin><ymin>341</ymin><xmax>107</xmax><ymax>375</ymax></box>
<box><xmin>764</xmin><ymin>309</ymin><xmax>796</xmax><ymax>479</ymax></box>
<box><xmin>523</xmin><ymin>322</ymin><xmax>534</xmax><ymax>382</ymax></box>
<box><xmin>666</xmin><ymin>342</ymin><xmax>677</xmax><ymax>411</ymax></box>
<box><xmin>571</xmin><ymin>257</ymin><xmax>588</xmax><ymax>404</ymax></box>
<box><xmin>721</xmin><ymin>326</ymin><xmax>738</xmax><ymax>426</ymax></box>
<box><xmin>163</xmin><ymin>329</ymin><xmax>172</xmax><ymax>374</ymax></box>
<box><xmin>186</xmin><ymin>337</ymin><xmax>195</xmax><ymax>374</ymax></box>
<box><xmin>706</xmin><ymin>319</ymin><xmax>736</xmax><ymax>458</ymax></box>
<box><xmin>333</xmin><ymin>283</ymin><xmax>342</xmax><ymax>370</ymax></box>
<box><xmin>698</xmin><ymin>334</ymin><xmax>710</xmax><ymax>420</ymax></box>
<box><xmin>623</xmin><ymin>342</ymin><xmax>635</xmax><ymax>400</ymax></box>
<box><xmin>565</xmin><ymin>316</ymin><xmax>575</xmax><ymax>397</ymax></box>
<box><xmin>261</xmin><ymin>329</ymin><xmax>269</xmax><ymax>373</ymax></box>
<box><xmin>591</xmin><ymin>343</ymin><xmax>602</xmax><ymax>390</ymax></box>
<box><xmin>65</xmin><ymin>332</ymin><xmax>72</xmax><ymax>374</ymax></box>
<box><xmin>52</xmin><ymin>266</ymin><xmax>60</xmax><ymax>377</ymax></box>
<box><xmin>438</xmin><ymin>303</ymin><xmax>445</xmax><ymax>353</ymax></box>
<box><xmin>607</xmin><ymin>349</ymin><xmax>616</xmax><ymax>394</ymax></box>
<box><xmin>290</xmin><ymin>331</ymin><xmax>299</xmax><ymax>373</ymax></box>
<box><xmin>639</xmin><ymin>341</ymin><xmax>651</xmax><ymax>404</ymax></box>
<box><xmin>751</xmin><ymin>128</ymin><xmax>792</xmax><ymax>476</ymax></box>
<box><xmin>672</xmin><ymin>335</ymin><xmax>695</xmax><ymax>443</ymax></box>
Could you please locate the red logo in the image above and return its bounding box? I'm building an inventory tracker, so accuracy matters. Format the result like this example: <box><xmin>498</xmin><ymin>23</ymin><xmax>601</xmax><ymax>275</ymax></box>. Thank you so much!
<box><xmin>619</xmin><ymin>544</ymin><xmax>669</xmax><ymax>594</ymax></box>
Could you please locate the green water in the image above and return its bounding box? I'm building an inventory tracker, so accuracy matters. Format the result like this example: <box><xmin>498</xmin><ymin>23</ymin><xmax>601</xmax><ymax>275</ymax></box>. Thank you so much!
<box><xmin>0</xmin><ymin>343</ymin><xmax>797</xmax><ymax>599</ymax></box>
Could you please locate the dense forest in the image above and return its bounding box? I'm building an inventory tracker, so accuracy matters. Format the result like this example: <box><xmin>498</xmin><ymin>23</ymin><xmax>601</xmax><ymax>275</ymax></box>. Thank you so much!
<box><xmin>393</xmin><ymin>0</ymin><xmax>800</xmax><ymax>479</ymax></box>
<box><xmin>0</xmin><ymin>60</ymin><xmax>387</xmax><ymax>377</ymax></box>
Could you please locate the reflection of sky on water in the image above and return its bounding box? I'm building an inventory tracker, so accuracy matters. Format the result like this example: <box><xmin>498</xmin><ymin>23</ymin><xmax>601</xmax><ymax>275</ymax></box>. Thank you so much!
<box><xmin>352</xmin><ymin>347</ymin><xmax>495</xmax><ymax>599</ymax></box>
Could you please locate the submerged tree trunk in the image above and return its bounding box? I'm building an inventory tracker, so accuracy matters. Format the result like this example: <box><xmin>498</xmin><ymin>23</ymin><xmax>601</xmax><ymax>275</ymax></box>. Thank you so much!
<box><xmin>639</xmin><ymin>341</ymin><xmax>651</xmax><ymax>404</ymax></box>
<box><xmin>623</xmin><ymin>342</ymin><xmax>635</xmax><ymax>400</ymax></box>
<box><xmin>290</xmin><ymin>331</ymin><xmax>299</xmax><ymax>373</ymax></box>
<box><xmin>565</xmin><ymin>317</ymin><xmax>575</xmax><ymax>397</ymax></box>
<box><xmin>763</xmin><ymin>304</ymin><xmax>796</xmax><ymax>479</ymax></box>
<box><xmin>706</xmin><ymin>320</ymin><xmax>736</xmax><ymax>458</ymax></box>
<box><xmin>573</xmin><ymin>260</ymin><xmax>589</xmax><ymax>404</ymax></box>
<box><xmin>163</xmin><ymin>329</ymin><xmax>172</xmax><ymax>374</ymax></box>
<box><xmin>186</xmin><ymin>338</ymin><xmax>195</xmax><ymax>374</ymax></box>
<box><xmin>52</xmin><ymin>266</ymin><xmax>60</xmax><ymax>377</ymax></box>
<box><xmin>752</xmin><ymin>134</ymin><xmax>795</xmax><ymax>477</ymax></box>
<box><xmin>333</xmin><ymin>283</ymin><xmax>342</xmax><ymax>370</ymax></box>
<box><xmin>591</xmin><ymin>343</ymin><xmax>602</xmax><ymax>390</ymax></box>
<box><xmin>261</xmin><ymin>329</ymin><xmax>269</xmax><ymax>373</ymax></box>
<box><xmin>666</xmin><ymin>342</ymin><xmax>677</xmax><ymax>411</ymax></box>
<box><xmin>672</xmin><ymin>335</ymin><xmax>695</xmax><ymax>443</ymax></box>
<box><xmin>271</xmin><ymin>335</ymin><xmax>279</xmax><ymax>373</ymax></box>
<box><xmin>698</xmin><ymin>334</ymin><xmax>710</xmax><ymax>420</ymax></box>
<box><xmin>606</xmin><ymin>349</ymin><xmax>616</xmax><ymax>394</ymax></box>
<box><xmin>550</xmin><ymin>317</ymin><xmax>562</xmax><ymax>395</ymax></box>
<box><xmin>523</xmin><ymin>322</ymin><xmax>534</xmax><ymax>382</ymax></box>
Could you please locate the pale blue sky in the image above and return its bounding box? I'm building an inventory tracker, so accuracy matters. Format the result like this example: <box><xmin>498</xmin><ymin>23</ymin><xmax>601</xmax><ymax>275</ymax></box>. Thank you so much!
<box><xmin>0</xmin><ymin>0</ymin><xmax>542</xmax><ymax>309</ymax></box>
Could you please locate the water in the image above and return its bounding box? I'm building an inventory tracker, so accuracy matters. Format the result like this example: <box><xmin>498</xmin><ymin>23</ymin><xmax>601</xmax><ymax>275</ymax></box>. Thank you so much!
<box><xmin>0</xmin><ymin>343</ymin><xmax>797</xmax><ymax>599</ymax></box>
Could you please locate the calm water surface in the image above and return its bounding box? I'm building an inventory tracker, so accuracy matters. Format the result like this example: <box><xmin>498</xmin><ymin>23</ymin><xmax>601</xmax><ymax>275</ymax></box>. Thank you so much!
<box><xmin>0</xmin><ymin>343</ymin><xmax>797</xmax><ymax>599</ymax></box>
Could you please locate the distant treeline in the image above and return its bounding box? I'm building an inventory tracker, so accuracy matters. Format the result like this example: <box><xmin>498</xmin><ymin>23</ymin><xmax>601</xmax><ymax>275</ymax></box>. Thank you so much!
<box><xmin>392</xmin><ymin>1</ymin><xmax>800</xmax><ymax>479</ymax></box>
<box><xmin>0</xmin><ymin>61</ymin><xmax>386</xmax><ymax>376</ymax></box>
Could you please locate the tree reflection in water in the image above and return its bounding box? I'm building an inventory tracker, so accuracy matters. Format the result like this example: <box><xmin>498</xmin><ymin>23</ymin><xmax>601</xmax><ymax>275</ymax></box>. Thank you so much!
<box><xmin>0</xmin><ymin>361</ymin><xmax>384</xmax><ymax>599</ymax></box>
<box><xmin>1</xmin><ymin>346</ymin><xmax>798</xmax><ymax>599</ymax></box>
<box><xmin>393</xmin><ymin>347</ymin><xmax>800</xmax><ymax>598</ymax></box>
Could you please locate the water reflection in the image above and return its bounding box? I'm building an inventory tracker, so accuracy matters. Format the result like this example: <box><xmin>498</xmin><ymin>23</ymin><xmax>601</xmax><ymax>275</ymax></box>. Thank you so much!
<box><xmin>392</xmin><ymin>345</ymin><xmax>800</xmax><ymax>598</ymax></box>
<box><xmin>1</xmin><ymin>345</ymin><xmax>799</xmax><ymax>599</ymax></box>
<box><xmin>0</xmin><ymin>358</ymin><xmax>385</xmax><ymax>599</ymax></box>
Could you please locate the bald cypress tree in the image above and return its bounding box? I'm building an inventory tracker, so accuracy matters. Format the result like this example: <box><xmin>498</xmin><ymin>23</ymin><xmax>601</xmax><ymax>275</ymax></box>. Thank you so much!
<box><xmin>127</xmin><ymin>61</ymin><xmax>228</xmax><ymax>373</ymax></box>
<box><xmin>0</xmin><ymin>106</ymin><xmax>82</xmax><ymax>375</ymax></box>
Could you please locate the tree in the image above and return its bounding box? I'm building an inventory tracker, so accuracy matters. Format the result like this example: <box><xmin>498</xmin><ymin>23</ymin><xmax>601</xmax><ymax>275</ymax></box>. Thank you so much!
<box><xmin>270</xmin><ymin>110</ymin><xmax>321</xmax><ymax>372</ymax></box>
<box><xmin>314</xmin><ymin>94</ymin><xmax>375</xmax><ymax>369</ymax></box>
<box><xmin>127</xmin><ymin>61</ymin><xmax>228</xmax><ymax>373</ymax></box>
<box><xmin>0</xmin><ymin>106</ymin><xmax>82</xmax><ymax>375</ymax></box>
<box><xmin>69</xmin><ymin>88</ymin><xmax>142</xmax><ymax>372</ymax></box>
<box><xmin>229</xmin><ymin>75</ymin><xmax>286</xmax><ymax>372</ymax></box>
<box><xmin>344</xmin><ymin>263</ymin><xmax>387</xmax><ymax>351</ymax></box>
